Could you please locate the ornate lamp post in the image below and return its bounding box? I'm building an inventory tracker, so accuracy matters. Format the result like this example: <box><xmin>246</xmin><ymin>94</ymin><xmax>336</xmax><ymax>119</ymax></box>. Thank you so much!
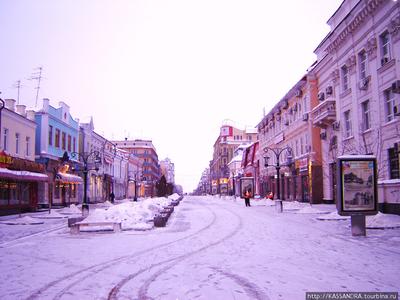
<box><xmin>263</xmin><ymin>146</ymin><xmax>293</xmax><ymax>212</ymax></box>
<box><xmin>62</xmin><ymin>150</ymin><xmax>101</xmax><ymax>216</ymax></box>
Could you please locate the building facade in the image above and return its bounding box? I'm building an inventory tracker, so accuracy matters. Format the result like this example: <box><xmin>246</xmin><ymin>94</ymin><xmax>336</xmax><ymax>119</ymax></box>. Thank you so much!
<box><xmin>113</xmin><ymin>139</ymin><xmax>160</xmax><ymax>197</ymax></box>
<box><xmin>311</xmin><ymin>0</ymin><xmax>400</xmax><ymax>212</ymax></box>
<box><xmin>0</xmin><ymin>99</ymin><xmax>48</xmax><ymax>214</ymax></box>
<box><xmin>209</xmin><ymin>120</ymin><xmax>257</xmax><ymax>195</ymax></box>
<box><xmin>35</xmin><ymin>99</ymin><xmax>82</xmax><ymax>207</ymax></box>
<box><xmin>257</xmin><ymin>74</ymin><xmax>323</xmax><ymax>203</ymax></box>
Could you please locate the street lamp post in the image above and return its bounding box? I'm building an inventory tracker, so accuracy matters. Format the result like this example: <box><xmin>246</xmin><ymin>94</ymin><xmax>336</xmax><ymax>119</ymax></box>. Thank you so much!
<box><xmin>264</xmin><ymin>146</ymin><xmax>293</xmax><ymax>212</ymax></box>
<box><xmin>62</xmin><ymin>150</ymin><xmax>101</xmax><ymax>216</ymax></box>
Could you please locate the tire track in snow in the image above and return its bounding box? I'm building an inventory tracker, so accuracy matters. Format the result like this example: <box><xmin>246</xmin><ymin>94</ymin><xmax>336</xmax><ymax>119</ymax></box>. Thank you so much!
<box><xmin>25</xmin><ymin>199</ymin><xmax>216</xmax><ymax>300</ymax></box>
<box><xmin>108</xmin><ymin>203</ymin><xmax>244</xmax><ymax>300</ymax></box>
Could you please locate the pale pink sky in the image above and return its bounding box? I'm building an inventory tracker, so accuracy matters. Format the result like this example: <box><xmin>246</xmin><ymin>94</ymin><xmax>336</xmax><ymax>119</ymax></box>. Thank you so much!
<box><xmin>0</xmin><ymin>0</ymin><xmax>343</xmax><ymax>192</ymax></box>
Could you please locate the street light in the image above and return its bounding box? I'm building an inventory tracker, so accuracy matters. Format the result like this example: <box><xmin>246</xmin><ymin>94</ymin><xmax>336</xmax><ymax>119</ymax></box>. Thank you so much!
<box><xmin>263</xmin><ymin>146</ymin><xmax>293</xmax><ymax>212</ymax></box>
<box><xmin>62</xmin><ymin>150</ymin><xmax>101</xmax><ymax>216</ymax></box>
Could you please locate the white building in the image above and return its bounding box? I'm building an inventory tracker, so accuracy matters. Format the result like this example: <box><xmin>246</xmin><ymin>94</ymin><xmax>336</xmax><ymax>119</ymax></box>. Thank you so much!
<box><xmin>311</xmin><ymin>0</ymin><xmax>400</xmax><ymax>213</ymax></box>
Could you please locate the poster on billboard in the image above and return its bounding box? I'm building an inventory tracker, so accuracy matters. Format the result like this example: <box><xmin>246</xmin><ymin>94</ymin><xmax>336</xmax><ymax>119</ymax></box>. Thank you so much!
<box><xmin>336</xmin><ymin>155</ymin><xmax>378</xmax><ymax>216</ymax></box>
<box><xmin>240</xmin><ymin>177</ymin><xmax>254</xmax><ymax>199</ymax></box>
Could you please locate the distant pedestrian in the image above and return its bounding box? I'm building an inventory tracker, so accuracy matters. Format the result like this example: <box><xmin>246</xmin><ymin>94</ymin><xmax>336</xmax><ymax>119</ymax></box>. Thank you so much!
<box><xmin>244</xmin><ymin>188</ymin><xmax>252</xmax><ymax>207</ymax></box>
<box><xmin>109</xmin><ymin>192</ymin><xmax>115</xmax><ymax>203</ymax></box>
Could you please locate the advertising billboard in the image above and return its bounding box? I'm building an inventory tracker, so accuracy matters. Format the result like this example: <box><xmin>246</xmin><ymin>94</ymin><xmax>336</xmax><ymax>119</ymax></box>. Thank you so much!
<box><xmin>336</xmin><ymin>155</ymin><xmax>378</xmax><ymax>216</ymax></box>
<box><xmin>240</xmin><ymin>177</ymin><xmax>254</xmax><ymax>199</ymax></box>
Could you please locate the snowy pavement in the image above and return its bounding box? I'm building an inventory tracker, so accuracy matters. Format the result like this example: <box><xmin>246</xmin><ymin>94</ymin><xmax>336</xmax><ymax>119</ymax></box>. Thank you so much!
<box><xmin>0</xmin><ymin>196</ymin><xmax>399</xmax><ymax>300</ymax></box>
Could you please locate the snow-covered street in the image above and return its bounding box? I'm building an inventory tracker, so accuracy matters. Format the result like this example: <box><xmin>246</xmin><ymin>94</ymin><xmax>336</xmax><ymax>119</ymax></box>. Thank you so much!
<box><xmin>1</xmin><ymin>196</ymin><xmax>399</xmax><ymax>300</ymax></box>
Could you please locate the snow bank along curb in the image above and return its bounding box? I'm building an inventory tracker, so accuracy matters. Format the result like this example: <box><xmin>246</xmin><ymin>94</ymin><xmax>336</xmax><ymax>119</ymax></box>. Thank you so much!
<box><xmin>70</xmin><ymin>193</ymin><xmax>184</xmax><ymax>232</ymax></box>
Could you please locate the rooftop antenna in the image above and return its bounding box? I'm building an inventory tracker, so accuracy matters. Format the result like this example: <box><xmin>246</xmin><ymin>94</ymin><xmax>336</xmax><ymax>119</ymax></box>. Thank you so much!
<box><xmin>12</xmin><ymin>80</ymin><xmax>22</xmax><ymax>105</ymax></box>
<box><xmin>29</xmin><ymin>66</ymin><xmax>43</xmax><ymax>107</ymax></box>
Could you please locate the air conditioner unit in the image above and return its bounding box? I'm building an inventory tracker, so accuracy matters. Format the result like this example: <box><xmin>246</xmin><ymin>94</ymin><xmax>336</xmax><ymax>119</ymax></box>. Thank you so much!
<box><xmin>332</xmin><ymin>121</ymin><xmax>340</xmax><ymax>131</ymax></box>
<box><xmin>392</xmin><ymin>80</ymin><xmax>400</xmax><ymax>93</ymax></box>
<box><xmin>381</xmin><ymin>56</ymin><xmax>389</xmax><ymax>66</ymax></box>
<box><xmin>320</xmin><ymin>132</ymin><xmax>327</xmax><ymax>140</ymax></box>
<box><xmin>302</xmin><ymin>113</ymin><xmax>309</xmax><ymax>121</ymax></box>
<box><xmin>326</xmin><ymin>86</ymin><xmax>333</xmax><ymax>96</ymax></box>
<box><xmin>295</xmin><ymin>89</ymin><xmax>302</xmax><ymax>97</ymax></box>
<box><xmin>318</xmin><ymin>92</ymin><xmax>325</xmax><ymax>101</ymax></box>
<box><xmin>358</xmin><ymin>77</ymin><xmax>369</xmax><ymax>90</ymax></box>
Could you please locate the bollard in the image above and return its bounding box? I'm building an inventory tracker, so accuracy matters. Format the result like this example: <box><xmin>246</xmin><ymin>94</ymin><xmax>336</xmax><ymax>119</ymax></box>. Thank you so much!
<box><xmin>351</xmin><ymin>215</ymin><xmax>366</xmax><ymax>236</ymax></box>
<box><xmin>275</xmin><ymin>199</ymin><xmax>283</xmax><ymax>213</ymax></box>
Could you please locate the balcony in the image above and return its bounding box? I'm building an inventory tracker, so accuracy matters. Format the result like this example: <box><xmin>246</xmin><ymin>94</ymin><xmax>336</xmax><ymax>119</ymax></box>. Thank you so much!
<box><xmin>311</xmin><ymin>98</ymin><xmax>337</xmax><ymax>128</ymax></box>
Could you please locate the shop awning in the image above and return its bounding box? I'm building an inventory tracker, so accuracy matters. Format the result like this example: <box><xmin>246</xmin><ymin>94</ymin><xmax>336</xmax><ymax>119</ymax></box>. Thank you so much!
<box><xmin>55</xmin><ymin>173</ymin><xmax>83</xmax><ymax>184</ymax></box>
<box><xmin>0</xmin><ymin>167</ymin><xmax>49</xmax><ymax>182</ymax></box>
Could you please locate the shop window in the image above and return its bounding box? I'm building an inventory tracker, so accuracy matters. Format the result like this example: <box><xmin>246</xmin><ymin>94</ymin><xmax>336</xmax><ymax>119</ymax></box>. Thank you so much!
<box><xmin>0</xmin><ymin>181</ymin><xmax>9</xmax><ymax>205</ymax></box>
<box><xmin>8</xmin><ymin>182</ymin><xmax>18</xmax><ymax>205</ymax></box>
<box><xmin>55</xmin><ymin>184</ymin><xmax>60</xmax><ymax>199</ymax></box>
<box><xmin>388</xmin><ymin>147</ymin><xmax>400</xmax><ymax>179</ymax></box>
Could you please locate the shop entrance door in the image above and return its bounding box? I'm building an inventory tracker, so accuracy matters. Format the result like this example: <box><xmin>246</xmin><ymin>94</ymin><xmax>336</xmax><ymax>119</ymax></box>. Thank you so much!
<box><xmin>301</xmin><ymin>175</ymin><xmax>310</xmax><ymax>202</ymax></box>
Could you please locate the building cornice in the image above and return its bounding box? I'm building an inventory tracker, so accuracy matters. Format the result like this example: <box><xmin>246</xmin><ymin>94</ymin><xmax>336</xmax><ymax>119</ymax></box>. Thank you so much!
<box><xmin>325</xmin><ymin>0</ymin><xmax>385</xmax><ymax>55</ymax></box>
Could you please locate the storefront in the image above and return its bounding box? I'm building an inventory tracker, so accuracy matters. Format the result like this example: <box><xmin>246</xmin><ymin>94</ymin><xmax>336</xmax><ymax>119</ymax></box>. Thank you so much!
<box><xmin>54</xmin><ymin>168</ymin><xmax>82</xmax><ymax>206</ymax></box>
<box><xmin>0</xmin><ymin>153</ymin><xmax>48</xmax><ymax>215</ymax></box>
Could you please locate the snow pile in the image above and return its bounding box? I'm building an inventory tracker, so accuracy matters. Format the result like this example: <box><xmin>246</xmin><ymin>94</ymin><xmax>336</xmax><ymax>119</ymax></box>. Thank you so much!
<box><xmin>283</xmin><ymin>201</ymin><xmax>307</xmax><ymax>211</ymax></box>
<box><xmin>0</xmin><ymin>216</ymin><xmax>44</xmax><ymax>225</ymax></box>
<box><xmin>168</xmin><ymin>193</ymin><xmax>181</xmax><ymax>201</ymax></box>
<box><xmin>78</xmin><ymin>197</ymin><xmax>174</xmax><ymax>231</ymax></box>
<box><xmin>58</xmin><ymin>204</ymin><xmax>81</xmax><ymax>215</ymax></box>
<box><xmin>295</xmin><ymin>206</ymin><xmax>330</xmax><ymax>214</ymax></box>
<box><xmin>366</xmin><ymin>212</ymin><xmax>400</xmax><ymax>229</ymax></box>
<box><xmin>265</xmin><ymin>199</ymin><xmax>276</xmax><ymax>207</ymax></box>
<box><xmin>317</xmin><ymin>211</ymin><xmax>350</xmax><ymax>221</ymax></box>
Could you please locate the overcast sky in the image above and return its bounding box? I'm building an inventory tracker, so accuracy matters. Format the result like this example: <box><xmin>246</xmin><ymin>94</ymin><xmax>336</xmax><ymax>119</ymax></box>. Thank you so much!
<box><xmin>0</xmin><ymin>0</ymin><xmax>342</xmax><ymax>192</ymax></box>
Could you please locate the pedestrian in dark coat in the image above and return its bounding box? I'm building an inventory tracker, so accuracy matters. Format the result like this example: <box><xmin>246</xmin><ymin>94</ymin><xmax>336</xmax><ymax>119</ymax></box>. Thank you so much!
<box><xmin>109</xmin><ymin>192</ymin><xmax>115</xmax><ymax>203</ymax></box>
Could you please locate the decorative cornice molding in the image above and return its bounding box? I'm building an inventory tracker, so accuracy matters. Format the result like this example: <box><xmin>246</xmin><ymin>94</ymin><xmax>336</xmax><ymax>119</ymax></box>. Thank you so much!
<box><xmin>326</xmin><ymin>0</ymin><xmax>385</xmax><ymax>54</ymax></box>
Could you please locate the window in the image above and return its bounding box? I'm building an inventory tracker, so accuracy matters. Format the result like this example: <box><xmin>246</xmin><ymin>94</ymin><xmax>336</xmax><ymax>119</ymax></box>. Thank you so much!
<box><xmin>361</xmin><ymin>100</ymin><xmax>371</xmax><ymax>131</ymax></box>
<box><xmin>358</xmin><ymin>50</ymin><xmax>367</xmax><ymax>79</ymax></box>
<box><xmin>341</xmin><ymin>65</ymin><xmax>349</xmax><ymax>91</ymax></box>
<box><xmin>61</xmin><ymin>132</ymin><xmax>66</xmax><ymax>150</ymax></box>
<box><xmin>344</xmin><ymin>110</ymin><xmax>352</xmax><ymax>138</ymax></box>
<box><xmin>67</xmin><ymin>135</ymin><xmax>72</xmax><ymax>152</ymax></box>
<box><xmin>73</xmin><ymin>137</ymin><xmax>76</xmax><ymax>152</ymax></box>
<box><xmin>48</xmin><ymin>125</ymin><xmax>53</xmax><ymax>146</ymax></box>
<box><xmin>3</xmin><ymin>128</ymin><xmax>8</xmax><ymax>151</ymax></box>
<box><xmin>15</xmin><ymin>133</ymin><xmax>20</xmax><ymax>154</ymax></box>
<box><xmin>300</xmin><ymin>136</ymin><xmax>304</xmax><ymax>155</ymax></box>
<box><xmin>388</xmin><ymin>147</ymin><xmax>399</xmax><ymax>179</ymax></box>
<box><xmin>26</xmin><ymin>137</ymin><xmax>30</xmax><ymax>156</ymax></box>
<box><xmin>380</xmin><ymin>31</ymin><xmax>391</xmax><ymax>64</ymax></box>
<box><xmin>384</xmin><ymin>89</ymin><xmax>395</xmax><ymax>122</ymax></box>
<box><xmin>55</xmin><ymin>129</ymin><xmax>60</xmax><ymax>148</ymax></box>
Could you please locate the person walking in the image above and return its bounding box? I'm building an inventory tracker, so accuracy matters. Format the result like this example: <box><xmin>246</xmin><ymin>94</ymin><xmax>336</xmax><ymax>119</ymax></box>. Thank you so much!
<box><xmin>244</xmin><ymin>188</ymin><xmax>252</xmax><ymax>207</ymax></box>
<box><xmin>109</xmin><ymin>192</ymin><xmax>115</xmax><ymax>203</ymax></box>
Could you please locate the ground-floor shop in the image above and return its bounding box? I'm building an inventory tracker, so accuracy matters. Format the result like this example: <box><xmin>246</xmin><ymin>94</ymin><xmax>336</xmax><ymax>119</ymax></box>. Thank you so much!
<box><xmin>0</xmin><ymin>154</ymin><xmax>48</xmax><ymax>215</ymax></box>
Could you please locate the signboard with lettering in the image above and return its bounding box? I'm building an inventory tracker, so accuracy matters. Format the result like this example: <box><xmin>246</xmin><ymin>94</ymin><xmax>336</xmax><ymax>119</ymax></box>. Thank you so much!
<box><xmin>336</xmin><ymin>155</ymin><xmax>378</xmax><ymax>216</ymax></box>
<box><xmin>0</xmin><ymin>151</ymin><xmax>13</xmax><ymax>168</ymax></box>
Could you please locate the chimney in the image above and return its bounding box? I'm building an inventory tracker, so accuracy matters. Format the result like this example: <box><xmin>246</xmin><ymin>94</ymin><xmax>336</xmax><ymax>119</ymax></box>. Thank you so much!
<box><xmin>26</xmin><ymin>110</ymin><xmax>35</xmax><ymax>121</ymax></box>
<box><xmin>42</xmin><ymin>98</ymin><xmax>50</xmax><ymax>112</ymax></box>
<box><xmin>16</xmin><ymin>104</ymin><xmax>26</xmax><ymax>116</ymax></box>
<box><xmin>5</xmin><ymin>99</ymin><xmax>16</xmax><ymax>111</ymax></box>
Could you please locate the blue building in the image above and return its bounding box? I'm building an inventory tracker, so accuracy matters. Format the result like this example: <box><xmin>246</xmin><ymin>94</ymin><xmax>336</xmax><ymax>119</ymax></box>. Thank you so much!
<box><xmin>35</xmin><ymin>99</ymin><xmax>83</xmax><ymax>207</ymax></box>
